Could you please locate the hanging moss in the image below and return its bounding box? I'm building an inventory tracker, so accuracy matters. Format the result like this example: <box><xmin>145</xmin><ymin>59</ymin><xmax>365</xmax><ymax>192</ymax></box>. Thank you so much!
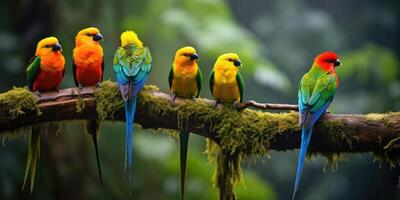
<box><xmin>0</xmin><ymin>87</ymin><xmax>40</xmax><ymax>119</ymax></box>
<box><xmin>206</xmin><ymin>139</ymin><xmax>243</xmax><ymax>200</ymax></box>
<box><xmin>94</xmin><ymin>81</ymin><xmax>124</xmax><ymax>120</ymax></box>
<box><xmin>75</xmin><ymin>89</ymin><xmax>85</xmax><ymax>113</ymax></box>
<box><xmin>322</xmin><ymin>153</ymin><xmax>348</xmax><ymax>172</ymax></box>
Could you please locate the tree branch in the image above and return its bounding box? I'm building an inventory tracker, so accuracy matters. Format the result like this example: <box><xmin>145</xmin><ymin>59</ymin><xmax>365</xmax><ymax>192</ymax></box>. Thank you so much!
<box><xmin>0</xmin><ymin>83</ymin><xmax>399</xmax><ymax>155</ymax></box>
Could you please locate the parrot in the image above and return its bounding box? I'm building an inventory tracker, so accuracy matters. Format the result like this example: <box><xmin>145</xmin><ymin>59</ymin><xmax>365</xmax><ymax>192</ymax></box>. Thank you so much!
<box><xmin>292</xmin><ymin>51</ymin><xmax>341</xmax><ymax>199</ymax></box>
<box><xmin>113</xmin><ymin>30</ymin><xmax>152</xmax><ymax>196</ymax></box>
<box><xmin>168</xmin><ymin>46</ymin><xmax>202</xmax><ymax>200</ymax></box>
<box><xmin>73</xmin><ymin>27</ymin><xmax>104</xmax><ymax>186</ymax></box>
<box><xmin>209</xmin><ymin>53</ymin><xmax>244</xmax><ymax>105</ymax></box>
<box><xmin>24</xmin><ymin>36</ymin><xmax>65</xmax><ymax>192</ymax></box>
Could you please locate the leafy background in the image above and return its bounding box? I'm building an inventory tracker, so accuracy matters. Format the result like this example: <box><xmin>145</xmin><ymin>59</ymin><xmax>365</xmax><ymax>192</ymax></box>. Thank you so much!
<box><xmin>0</xmin><ymin>0</ymin><xmax>400</xmax><ymax>199</ymax></box>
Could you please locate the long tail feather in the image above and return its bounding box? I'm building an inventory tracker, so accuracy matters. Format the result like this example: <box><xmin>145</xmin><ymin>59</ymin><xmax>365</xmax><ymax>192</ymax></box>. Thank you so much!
<box><xmin>125</xmin><ymin>96</ymin><xmax>137</xmax><ymax>199</ymax></box>
<box><xmin>292</xmin><ymin>127</ymin><xmax>313</xmax><ymax>200</ymax></box>
<box><xmin>87</xmin><ymin>120</ymin><xmax>103</xmax><ymax>186</ymax></box>
<box><xmin>179</xmin><ymin>131</ymin><xmax>190</xmax><ymax>200</ymax></box>
<box><xmin>23</xmin><ymin>125</ymin><xmax>40</xmax><ymax>193</ymax></box>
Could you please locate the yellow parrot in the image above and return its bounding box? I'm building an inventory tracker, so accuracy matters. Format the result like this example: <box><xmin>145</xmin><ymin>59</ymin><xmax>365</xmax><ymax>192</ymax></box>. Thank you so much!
<box><xmin>209</xmin><ymin>53</ymin><xmax>244</xmax><ymax>105</ymax></box>
<box><xmin>168</xmin><ymin>46</ymin><xmax>202</xmax><ymax>200</ymax></box>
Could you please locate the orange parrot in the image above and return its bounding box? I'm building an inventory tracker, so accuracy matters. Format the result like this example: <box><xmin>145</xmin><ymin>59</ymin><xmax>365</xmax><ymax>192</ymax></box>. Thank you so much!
<box><xmin>24</xmin><ymin>36</ymin><xmax>65</xmax><ymax>192</ymax></box>
<box><xmin>27</xmin><ymin>37</ymin><xmax>65</xmax><ymax>94</ymax></box>
<box><xmin>73</xmin><ymin>27</ymin><xmax>104</xmax><ymax>186</ymax></box>
<box><xmin>73</xmin><ymin>27</ymin><xmax>104</xmax><ymax>88</ymax></box>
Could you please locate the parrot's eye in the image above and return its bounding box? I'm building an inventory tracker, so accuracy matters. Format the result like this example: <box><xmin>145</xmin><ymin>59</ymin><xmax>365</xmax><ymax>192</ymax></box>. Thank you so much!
<box><xmin>227</xmin><ymin>58</ymin><xmax>234</xmax><ymax>62</ymax></box>
<box><xmin>44</xmin><ymin>44</ymin><xmax>52</xmax><ymax>48</ymax></box>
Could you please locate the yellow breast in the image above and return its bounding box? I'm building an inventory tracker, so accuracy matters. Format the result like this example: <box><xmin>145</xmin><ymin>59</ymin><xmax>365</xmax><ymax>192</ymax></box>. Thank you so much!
<box><xmin>171</xmin><ymin>64</ymin><xmax>199</xmax><ymax>98</ymax></box>
<box><xmin>212</xmin><ymin>68</ymin><xmax>240</xmax><ymax>102</ymax></box>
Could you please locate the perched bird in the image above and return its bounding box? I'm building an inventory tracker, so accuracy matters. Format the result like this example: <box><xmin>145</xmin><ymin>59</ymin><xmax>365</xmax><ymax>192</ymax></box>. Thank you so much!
<box><xmin>73</xmin><ymin>27</ymin><xmax>104</xmax><ymax>186</ymax></box>
<box><xmin>293</xmin><ymin>51</ymin><xmax>341</xmax><ymax>199</ymax></box>
<box><xmin>209</xmin><ymin>53</ymin><xmax>244</xmax><ymax>104</ymax></box>
<box><xmin>168</xmin><ymin>46</ymin><xmax>202</xmax><ymax>200</ymax></box>
<box><xmin>113</xmin><ymin>31</ymin><xmax>152</xmax><ymax>195</ymax></box>
<box><xmin>24</xmin><ymin>36</ymin><xmax>65</xmax><ymax>192</ymax></box>
<box><xmin>27</xmin><ymin>37</ymin><xmax>65</xmax><ymax>94</ymax></box>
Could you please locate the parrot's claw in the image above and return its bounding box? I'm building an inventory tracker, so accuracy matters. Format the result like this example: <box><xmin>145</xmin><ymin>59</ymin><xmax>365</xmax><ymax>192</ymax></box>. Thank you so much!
<box><xmin>78</xmin><ymin>84</ymin><xmax>83</xmax><ymax>91</ymax></box>
<box><xmin>172</xmin><ymin>93</ymin><xmax>177</xmax><ymax>103</ymax></box>
<box><xmin>96</xmin><ymin>82</ymin><xmax>101</xmax><ymax>88</ymax></box>
<box><xmin>214</xmin><ymin>100</ymin><xmax>220</xmax><ymax>108</ymax></box>
<box><xmin>35</xmin><ymin>91</ymin><xmax>41</xmax><ymax>97</ymax></box>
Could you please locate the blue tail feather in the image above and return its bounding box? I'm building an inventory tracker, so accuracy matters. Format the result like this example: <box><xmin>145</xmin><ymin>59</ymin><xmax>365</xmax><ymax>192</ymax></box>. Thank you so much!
<box><xmin>125</xmin><ymin>96</ymin><xmax>137</xmax><ymax>200</ymax></box>
<box><xmin>292</xmin><ymin>127</ymin><xmax>313</xmax><ymax>200</ymax></box>
<box><xmin>125</xmin><ymin>96</ymin><xmax>137</xmax><ymax>169</ymax></box>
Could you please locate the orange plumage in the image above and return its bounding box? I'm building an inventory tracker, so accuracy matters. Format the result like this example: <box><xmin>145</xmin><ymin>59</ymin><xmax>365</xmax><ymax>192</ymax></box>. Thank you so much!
<box><xmin>73</xmin><ymin>27</ymin><xmax>104</xmax><ymax>87</ymax></box>
<box><xmin>28</xmin><ymin>37</ymin><xmax>65</xmax><ymax>92</ymax></box>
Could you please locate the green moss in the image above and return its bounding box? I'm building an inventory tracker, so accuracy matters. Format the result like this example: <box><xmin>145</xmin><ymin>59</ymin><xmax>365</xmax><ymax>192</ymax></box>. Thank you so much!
<box><xmin>365</xmin><ymin>113</ymin><xmax>385</xmax><ymax>121</ymax></box>
<box><xmin>323</xmin><ymin>153</ymin><xmax>347</xmax><ymax>172</ymax></box>
<box><xmin>206</xmin><ymin>139</ymin><xmax>243</xmax><ymax>200</ymax></box>
<box><xmin>75</xmin><ymin>89</ymin><xmax>85</xmax><ymax>113</ymax></box>
<box><xmin>94</xmin><ymin>81</ymin><xmax>124</xmax><ymax>120</ymax></box>
<box><xmin>0</xmin><ymin>87</ymin><xmax>40</xmax><ymax>119</ymax></box>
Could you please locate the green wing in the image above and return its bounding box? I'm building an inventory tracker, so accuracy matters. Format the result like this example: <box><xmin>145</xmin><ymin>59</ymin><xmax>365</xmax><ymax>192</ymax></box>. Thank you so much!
<box><xmin>195</xmin><ymin>67</ymin><xmax>203</xmax><ymax>97</ymax></box>
<box><xmin>298</xmin><ymin>72</ymin><xmax>337</xmax><ymax>127</ymax></box>
<box><xmin>236</xmin><ymin>72</ymin><xmax>245</xmax><ymax>102</ymax></box>
<box><xmin>26</xmin><ymin>56</ymin><xmax>41</xmax><ymax>90</ymax></box>
<box><xmin>209</xmin><ymin>70</ymin><xmax>215</xmax><ymax>96</ymax></box>
<box><xmin>308</xmin><ymin>74</ymin><xmax>337</xmax><ymax>113</ymax></box>
<box><xmin>168</xmin><ymin>66</ymin><xmax>174</xmax><ymax>90</ymax></box>
<box><xmin>141</xmin><ymin>47</ymin><xmax>152</xmax><ymax>73</ymax></box>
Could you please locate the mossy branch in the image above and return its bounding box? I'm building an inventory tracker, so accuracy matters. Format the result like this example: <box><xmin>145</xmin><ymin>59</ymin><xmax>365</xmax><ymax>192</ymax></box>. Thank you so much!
<box><xmin>0</xmin><ymin>81</ymin><xmax>399</xmax><ymax>155</ymax></box>
<box><xmin>1</xmin><ymin>81</ymin><xmax>400</xmax><ymax>199</ymax></box>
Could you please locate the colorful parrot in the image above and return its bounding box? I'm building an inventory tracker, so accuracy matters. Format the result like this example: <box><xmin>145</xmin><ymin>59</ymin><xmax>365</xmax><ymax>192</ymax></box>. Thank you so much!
<box><xmin>292</xmin><ymin>51</ymin><xmax>341</xmax><ymax>199</ymax></box>
<box><xmin>24</xmin><ymin>36</ymin><xmax>65</xmax><ymax>192</ymax></box>
<box><xmin>73</xmin><ymin>27</ymin><xmax>104</xmax><ymax>186</ymax></box>
<box><xmin>209</xmin><ymin>53</ymin><xmax>244</xmax><ymax>105</ymax></box>
<box><xmin>168</xmin><ymin>46</ymin><xmax>202</xmax><ymax>200</ymax></box>
<box><xmin>113</xmin><ymin>31</ymin><xmax>152</xmax><ymax>195</ymax></box>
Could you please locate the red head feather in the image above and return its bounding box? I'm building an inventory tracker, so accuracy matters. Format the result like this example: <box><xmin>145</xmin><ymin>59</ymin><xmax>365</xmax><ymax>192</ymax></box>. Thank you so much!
<box><xmin>314</xmin><ymin>51</ymin><xmax>340</xmax><ymax>73</ymax></box>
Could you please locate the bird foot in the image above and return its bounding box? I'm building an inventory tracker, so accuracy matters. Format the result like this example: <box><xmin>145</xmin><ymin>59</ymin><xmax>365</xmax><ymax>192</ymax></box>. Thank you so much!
<box><xmin>214</xmin><ymin>100</ymin><xmax>220</xmax><ymax>108</ymax></box>
<box><xmin>96</xmin><ymin>82</ymin><xmax>101</xmax><ymax>89</ymax></box>
<box><xmin>35</xmin><ymin>91</ymin><xmax>41</xmax><ymax>97</ymax></box>
<box><xmin>78</xmin><ymin>84</ymin><xmax>83</xmax><ymax>91</ymax></box>
<box><xmin>171</xmin><ymin>93</ymin><xmax>177</xmax><ymax>103</ymax></box>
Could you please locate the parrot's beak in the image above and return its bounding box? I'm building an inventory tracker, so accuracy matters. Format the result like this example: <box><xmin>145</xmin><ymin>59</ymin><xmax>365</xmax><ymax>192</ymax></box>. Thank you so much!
<box><xmin>234</xmin><ymin>59</ymin><xmax>242</xmax><ymax>67</ymax></box>
<box><xmin>52</xmin><ymin>43</ymin><xmax>62</xmax><ymax>52</ymax></box>
<box><xmin>190</xmin><ymin>53</ymin><xmax>199</xmax><ymax>60</ymax></box>
<box><xmin>93</xmin><ymin>33</ymin><xmax>103</xmax><ymax>41</ymax></box>
<box><xmin>334</xmin><ymin>59</ymin><xmax>341</xmax><ymax>67</ymax></box>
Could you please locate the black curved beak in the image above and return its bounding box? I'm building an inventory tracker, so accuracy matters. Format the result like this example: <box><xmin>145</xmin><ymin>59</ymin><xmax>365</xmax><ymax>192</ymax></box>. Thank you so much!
<box><xmin>93</xmin><ymin>33</ymin><xmax>103</xmax><ymax>41</ymax></box>
<box><xmin>190</xmin><ymin>53</ymin><xmax>199</xmax><ymax>60</ymax></box>
<box><xmin>334</xmin><ymin>59</ymin><xmax>341</xmax><ymax>67</ymax></box>
<box><xmin>52</xmin><ymin>43</ymin><xmax>62</xmax><ymax>51</ymax></box>
<box><xmin>234</xmin><ymin>59</ymin><xmax>242</xmax><ymax>67</ymax></box>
